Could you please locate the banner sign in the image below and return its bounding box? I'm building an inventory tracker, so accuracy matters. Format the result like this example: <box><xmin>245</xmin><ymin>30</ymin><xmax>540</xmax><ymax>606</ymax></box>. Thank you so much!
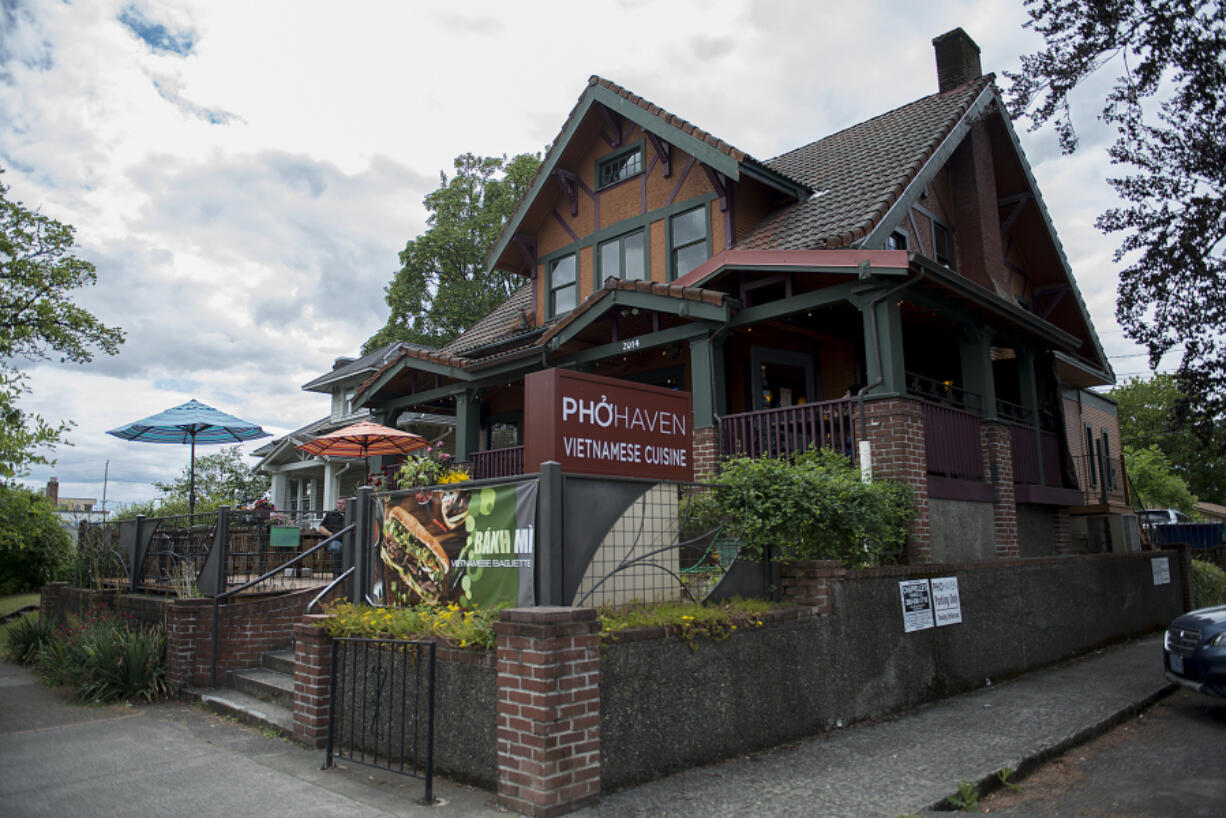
<box><xmin>524</xmin><ymin>368</ymin><xmax>693</xmax><ymax>481</ymax></box>
<box><xmin>379</xmin><ymin>481</ymin><xmax>537</xmax><ymax>609</ymax></box>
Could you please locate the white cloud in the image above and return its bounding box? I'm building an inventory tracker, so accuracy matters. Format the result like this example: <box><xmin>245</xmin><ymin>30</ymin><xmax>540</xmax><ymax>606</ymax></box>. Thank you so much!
<box><xmin>0</xmin><ymin>0</ymin><xmax>1159</xmax><ymax>507</ymax></box>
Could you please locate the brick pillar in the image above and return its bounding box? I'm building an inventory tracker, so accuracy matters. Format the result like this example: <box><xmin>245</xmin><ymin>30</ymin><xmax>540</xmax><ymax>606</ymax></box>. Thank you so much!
<box><xmin>165</xmin><ymin>599</ymin><xmax>211</xmax><ymax>689</ymax></box>
<box><xmin>981</xmin><ymin>421</ymin><xmax>1019</xmax><ymax>558</ymax></box>
<box><xmin>293</xmin><ymin>615</ymin><xmax>333</xmax><ymax>748</ymax></box>
<box><xmin>40</xmin><ymin>582</ymin><xmax>67</xmax><ymax>623</ymax></box>
<box><xmin>1053</xmin><ymin>508</ymin><xmax>1074</xmax><ymax>555</ymax></box>
<box><xmin>779</xmin><ymin>560</ymin><xmax>845</xmax><ymax>613</ymax></box>
<box><xmin>494</xmin><ymin>607</ymin><xmax>601</xmax><ymax>817</ymax></box>
<box><xmin>693</xmin><ymin>426</ymin><xmax>719</xmax><ymax>482</ymax></box>
<box><xmin>863</xmin><ymin>398</ymin><xmax>931</xmax><ymax>563</ymax></box>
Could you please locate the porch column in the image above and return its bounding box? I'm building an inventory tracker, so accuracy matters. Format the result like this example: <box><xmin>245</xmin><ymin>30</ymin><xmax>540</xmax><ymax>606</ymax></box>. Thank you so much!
<box><xmin>959</xmin><ymin>328</ymin><xmax>997</xmax><ymax>419</ymax></box>
<box><xmin>270</xmin><ymin>471</ymin><xmax>289</xmax><ymax>510</ymax></box>
<box><xmin>861</xmin><ymin>297</ymin><xmax>906</xmax><ymax>396</ymax></box>
<box><xmin>455</xmin><ymin>388</ymin><xmax>481</xmax><ymax>463</ymax></box>
<box><xmin>981</xmin><ymin>421</ymin><xmax>1019</xmax><ymax>558</ymax></box>
<box><xmin>863</xmin><ymin>397</ymin><xmax>931</xmax><ymax>564</ymax></box>
<box><xmin>322</xmin><ymin>461</ymin><xmax>338</xmax><ymax>510</ymax></box>
<box><xmin>689</xmin><ymin>335</ymin><xmax>720</xmax><ymax>481</ymax></box>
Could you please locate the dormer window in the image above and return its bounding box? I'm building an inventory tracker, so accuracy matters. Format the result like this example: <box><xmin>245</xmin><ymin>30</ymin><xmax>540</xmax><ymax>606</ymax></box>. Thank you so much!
<box><xmin>597</xmin><ymin>144</ymin><xmax>643</xmax><ymax>189</ymax></box>
<box><xmin>344</xmin><ymin>387</ymin><xmax>356</xmax><ymax>415</ymax></box>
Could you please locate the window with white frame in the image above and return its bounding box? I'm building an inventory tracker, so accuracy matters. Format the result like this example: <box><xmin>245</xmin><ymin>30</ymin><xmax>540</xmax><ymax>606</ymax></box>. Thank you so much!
<box><xmin>670</xmin><ymin>206</ymin><xmax>707</xmax><ymax>279</ymax></box>
<box><xmin>598</xmin><ymin>229</ymin><xmax>646</xmax><ymax>283</ymax></box>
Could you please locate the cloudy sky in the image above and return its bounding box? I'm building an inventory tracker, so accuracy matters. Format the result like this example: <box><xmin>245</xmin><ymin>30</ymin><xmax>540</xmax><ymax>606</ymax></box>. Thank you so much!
<box><xmin>0</xmin><ymin>0</ymin><xmax>1170</xmax><ymax>509</ymax></box>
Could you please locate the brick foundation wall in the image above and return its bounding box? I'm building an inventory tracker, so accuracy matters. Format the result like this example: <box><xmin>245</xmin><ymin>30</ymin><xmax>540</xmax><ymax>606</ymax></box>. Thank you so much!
<box><xmin>494</xmin><ymin>607</ymin><xmax>601</xmax><ymax>818</ymax></box>
<box><xmin>779</xmin><ymin>560</ymin><xmax>846</xmax><ymax>613</ymax></box>
<box><xmin>981</xmin><ymin>422</ymin><xmax>1019</xmax><ymax>558</ymax></box>
<box><xmin>864</xmin><ymin>398</ymin><xmax>931</xmax><ymax>563</ymax></box>
<box><xmin>693</xmin><ymin>426</ymin><xmax>718</xmax><ymax>482</ymax></box>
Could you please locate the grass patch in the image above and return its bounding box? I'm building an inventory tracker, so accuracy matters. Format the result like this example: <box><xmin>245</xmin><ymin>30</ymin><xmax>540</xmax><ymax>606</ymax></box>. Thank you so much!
<box><xmin>0</xmin><ymin>593</ymin><xmax>39</xmax><ymax>619</ymax></box>
<box><xmin>598</xmin><ymin>597</ymin><xmax>779</xmax><ymax>648</ymax></box>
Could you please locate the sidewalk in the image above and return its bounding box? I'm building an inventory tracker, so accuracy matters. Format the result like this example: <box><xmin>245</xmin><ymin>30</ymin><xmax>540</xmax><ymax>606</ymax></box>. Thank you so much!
<box><xmin>0</xmin><ymin>637</ymin><xmax>1170</xmax><ymax>817</ymax></box>
<box><xmin>575</xmin><ymin>637</ymin><xmax>1171</xmax><ymax>817</ymax></box>
<box><xmin>0</xmin><ymin>658</ymin><xmax>497</xmax><ymax>817</ymax></box>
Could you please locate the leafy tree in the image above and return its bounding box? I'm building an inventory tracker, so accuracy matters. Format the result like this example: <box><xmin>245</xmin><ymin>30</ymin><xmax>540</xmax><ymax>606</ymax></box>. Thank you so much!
<box><xmin>0</xmin><ymin>483</ymin><xmax>73</xmax><ymax>594</ymax></box>
<box><xmin>365</xmin><ymin>152</ymin><xmax>541</xmax><ymax>351</ymax></box>
<box><xmin>1004</xmin><ymin>2</ymin><xmax>1226</xmax><ymax>442</ymax></box>
<box><xmin>1123</xmin><ymin>444</ymin><xmax>1198</xmax><ymax>514</ymax></box>
<box><xmin>1110</xmin><ymin>374</ymin><xmax>1226</xmax><ymax>502</ymax></box>
<box><xmin>150</xmin><ymin>445</ymin><xmax>269</xmax><ymax>509</ymax></box>
<box><xmin>0</xmin><ymin>171</ymin><xmax>124</xmax><ymax>475</ymax></box>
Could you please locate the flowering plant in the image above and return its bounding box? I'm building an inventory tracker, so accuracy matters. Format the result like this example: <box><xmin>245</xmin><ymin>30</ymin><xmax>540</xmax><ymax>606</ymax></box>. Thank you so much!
<box><xmin>395</xmin><ymin>446</ymin><xmax>468</xmax><ymax>488</ymax></box>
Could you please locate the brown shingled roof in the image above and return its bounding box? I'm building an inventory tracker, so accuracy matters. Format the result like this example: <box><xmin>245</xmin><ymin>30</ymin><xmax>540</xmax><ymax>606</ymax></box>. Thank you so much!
<box><xmin>739</xmin><ymin>76</ymin><xmax>995</xmax><ymax>250</ymax></box>
<box><xmin>440</xmin><ymin>283</ymin><xmax>538</xmax><ymax>356</ymax></box>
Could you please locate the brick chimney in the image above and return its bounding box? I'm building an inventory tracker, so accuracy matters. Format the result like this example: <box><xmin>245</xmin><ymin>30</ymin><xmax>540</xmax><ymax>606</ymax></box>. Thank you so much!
<box><xmin>933</xmin><ymin>28</ymin><xmax>982</xmax><ymax>92</ymax></box>
<box><xmin>46</xmin><ymin>477</ymin><xmax>59</xmax><ymax>505</ymax></box>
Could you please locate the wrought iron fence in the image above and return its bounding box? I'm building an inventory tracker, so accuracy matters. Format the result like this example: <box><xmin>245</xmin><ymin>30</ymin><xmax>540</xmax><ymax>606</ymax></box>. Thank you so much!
<box><xmin>906</xmin><ymin>372</ymin><xmax>983</xmax><ymax>412</ymax></box>
<box><xmin>571</xmin><ymin>480</ymin><xmax>749</xmax><ymax>608</ymax></box>
<box><xmin>326</xmin><ymin>637</ymin><xmax>436</xmax><ymax>804</ymax></box>
<box><xmin>720</xmin><ymin>398</ymin><xmax>856</xmax><ymax>460</ymax></box>
<box><xmin>77</xmin><ymin>508</ymin><xmax>342</xmax><ymax>596</ymax></box>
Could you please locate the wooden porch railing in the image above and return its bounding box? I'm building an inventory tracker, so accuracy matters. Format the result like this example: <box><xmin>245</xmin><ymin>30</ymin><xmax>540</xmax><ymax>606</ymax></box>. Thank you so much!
<box><xmin>470</xmin><ymin>445</ymin><xmax>524</xmax><ymax>480</ymax></box>
<box><xmin>720</xmin><ymin>398</ymin><xmax>856</xmax><ymax>459</ymax></box>
<box><xmin>922</xmin><ymin>403</ymin><xmax>984</xmax><ymax>480</ymax></box>
<box><xmin>1005</xmin><ymin>423</ymin><xmax>1063</xmax><ymax>486</ymax></box>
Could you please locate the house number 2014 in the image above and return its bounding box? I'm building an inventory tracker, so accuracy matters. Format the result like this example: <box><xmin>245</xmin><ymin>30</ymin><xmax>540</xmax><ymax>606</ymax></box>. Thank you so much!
<box><xmin>622</xmin><ymin>338</ymin><xmax>641</xmax><ymax>351</ymax></box>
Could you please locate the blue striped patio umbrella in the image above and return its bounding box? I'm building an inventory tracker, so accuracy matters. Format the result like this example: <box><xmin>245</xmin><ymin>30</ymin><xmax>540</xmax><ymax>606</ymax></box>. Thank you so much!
<box><xmin>107</xmin><ymin>399</ymin><xmax>270</xmax><ymax>515</ymax></box>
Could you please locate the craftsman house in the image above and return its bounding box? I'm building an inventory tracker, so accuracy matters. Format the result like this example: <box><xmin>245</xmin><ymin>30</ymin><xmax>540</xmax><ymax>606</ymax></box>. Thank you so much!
<box><xmin>344</xmin><ymin>28</ymin><xmax>1128</xmax><ymax>563</ymax></box>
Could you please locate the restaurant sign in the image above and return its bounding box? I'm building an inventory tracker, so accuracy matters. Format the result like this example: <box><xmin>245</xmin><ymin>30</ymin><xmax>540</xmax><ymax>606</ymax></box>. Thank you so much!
<box><xmin>524</xmin><ymin>368</ymin><xmax>693</xmax><ymax>481</ymax></box>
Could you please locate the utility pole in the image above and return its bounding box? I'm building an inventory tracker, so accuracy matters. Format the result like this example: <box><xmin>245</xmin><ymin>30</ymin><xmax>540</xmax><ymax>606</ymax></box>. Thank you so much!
<box><xmin>102</xmin><ymin>460</ymin><xmax>109</xmax><ymax>519</ymax></box>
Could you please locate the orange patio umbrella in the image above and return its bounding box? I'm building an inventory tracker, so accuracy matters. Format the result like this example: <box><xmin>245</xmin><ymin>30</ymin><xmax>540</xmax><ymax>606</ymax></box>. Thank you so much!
<box><xmin>296</xmin><ymin>420</ymin><xmax>429</xmax><ymax>479</ymax></box>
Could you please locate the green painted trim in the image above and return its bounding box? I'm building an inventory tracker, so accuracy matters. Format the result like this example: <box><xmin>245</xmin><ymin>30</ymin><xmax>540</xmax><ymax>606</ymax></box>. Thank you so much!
<box><xmin>545</xmin><ymin>288</ymin><xmax>730</xmax><ymax>353</ymax></box>
<box><xmin>538</xmin><ymin>193</ymin><xmax>717</xmax><ymax>269</ymax></box>
<box><xmin>689</xmin><ymin>336</ymin><xmax>714</xmax><ymax>427</ymax></box>
<box><xmin>485</xmin><ymin>81</ymin><xmax>743</xmax><ymax>277</ymax></box>
<box><xmin>455</xmin><ymin>389</ymin><xmax>481</xmax><ymax>461</ymax></box>
<box><xmin>740</xmin><ymin>159</ymin><xmax>809</xmax><ymax>201</ymax></box>
<box><xmin>554</xmin><ymin>322</ymin><xmax>713</xmax><ymax>368</ymax></box>
<box><xmin>353</xmin><ymin>357</ymin><xmax>469</xmax><ymax>410</ymax></box>
<box><xmin>666</xmin><ymin>203</ymin><xmax>711</xmax><ymax>282</ymax></box>
<box><xmin>687</xmin><ymin>261</ymin><xmax>907</xmax><ymax>290</ymax></box>
<box><xmin>590</xmin><ymin>86</ymin><xmax>741</xmax><ymax>180</ymax></box>
<box><xmin>595</xmin><ymin>139</ymin><xmax>646</xmax><ymax>191</ymax></box>
<box><xmin>728</xmin><ymin>280</ymin><xmax>865</xmax><ymax>326</ymax></box>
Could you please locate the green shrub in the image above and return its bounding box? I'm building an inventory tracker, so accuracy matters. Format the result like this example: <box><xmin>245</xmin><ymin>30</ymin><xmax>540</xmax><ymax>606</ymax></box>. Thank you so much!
<box><xmin>1192</xmin><ymin>559</ymin><xmax>1226</xmax><ymax>609</ymax></box>
<box><xmin>33</xmin><ymin>610</ymin><xmax>172</xmax><ymax>702</ymax></box>
<box><xmin>701</xmin><ymin>447</ymin><xmax>914</xmax><ymax>567</ymax></box>
<box><xmin>0</xmin><ymin>484</ymin><xmax>74</xmax><ymax>594</ymax></box>
<box><xmin>5</xmin><ymin>614</ymin><xmax>54</xmax><ymax>665</ymax></box>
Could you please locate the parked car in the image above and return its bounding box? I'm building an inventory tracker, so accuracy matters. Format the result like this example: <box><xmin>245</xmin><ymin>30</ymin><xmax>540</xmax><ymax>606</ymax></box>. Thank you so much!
<box><xmin>1164</xmin><ymin>605</ymin><xmax>1226</xmax><ymax>699</ymax></box>
<box><xmin>1140</xmin><ymin>508</ymin><xmax>1193</xmax><ymax>527</ymax></box>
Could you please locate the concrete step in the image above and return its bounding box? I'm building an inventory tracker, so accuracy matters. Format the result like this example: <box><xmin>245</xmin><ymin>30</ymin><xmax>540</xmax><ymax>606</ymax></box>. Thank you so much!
<box><xmin>262</xmin><ymin>649</ymin><xmax>295</xmax><ymax>675</ymax></box>
<box><xmin>188</xmin><ymin>686</ymin><xmax>294</xmax><ymax>739</ymax></box>
<box><xmin>227</xmin><ymin>666</ymin><xmax>294</xmax><ymax>709</ymax></box>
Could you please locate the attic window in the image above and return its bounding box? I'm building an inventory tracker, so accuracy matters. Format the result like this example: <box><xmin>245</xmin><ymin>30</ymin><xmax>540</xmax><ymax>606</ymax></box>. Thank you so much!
<box><xmin>886</xmin><ymin>230</ymin><xmax>908</xmax><ymax>251</ymax></box>
<box><xmin>933</xmin><ymin>221</ymin><xmax>955</xmax><ymax>269</ymax></box>
<box><xmin>597</xmin><ymin>144</ymin><xmax>643</xmax><ymax>189</ymax></box>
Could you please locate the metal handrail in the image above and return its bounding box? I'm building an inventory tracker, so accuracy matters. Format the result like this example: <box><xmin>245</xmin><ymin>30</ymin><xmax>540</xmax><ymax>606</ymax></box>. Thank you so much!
<box><xmin>210</xmin><ymin>523</ymin><xmax>355</xmax><ymax>686</ymax></box>
<box><xmin>306</xmin><ymin>566</ymin><xmax>355</xmax><ymax>614</ymax></box>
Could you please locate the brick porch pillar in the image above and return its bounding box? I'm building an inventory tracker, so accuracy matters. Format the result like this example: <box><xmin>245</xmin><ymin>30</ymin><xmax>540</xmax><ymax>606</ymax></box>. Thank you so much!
<box><xmin>863</xmin><ymin>397</ymin><xmax>931</xmax><ymax>563</ymax></box>
<box><xmin>1054</xmin><ymin>507</ymin><xmax>1074</xmax><ymax>555</ymax></box>
<box><xmin>494</xmin><ymin>607</ymin><xmax>601</xmax><ymax>817</ymax></box>
<box><xmin>165</xmin><ymin>598</ymin><xmax>212</xmax><ymax>689</ymax></box>
<box><xmin>692</xmin><ymin>426</ymin><xmax>719</xmax><ymax>482</ymax></box>
<box><xmin>292</xmin><ymin>614</ymin><xmax>333</xmax><ymax>748</ymax></box>
<box><xmin>981</xmin><ymin>421</ymin><xmax>1019</xmax><ymax>558</ymax></box>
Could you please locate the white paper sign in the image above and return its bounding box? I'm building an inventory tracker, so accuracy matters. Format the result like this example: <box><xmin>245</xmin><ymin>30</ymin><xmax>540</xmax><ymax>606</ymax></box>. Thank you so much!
<box><xmin>1152</xmin><ymin>557</ymin><xmax>1171</xmax><ymax>586</ymax></box>
<box><xmin>899</xmin><ymin>579</ymin><xmax>934</xmax><ymax>632</ymax></box>
<box><xmin>930</xmin><ymin>576</ymin><xmax>963</xmax><ymax>626</ymax></box>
